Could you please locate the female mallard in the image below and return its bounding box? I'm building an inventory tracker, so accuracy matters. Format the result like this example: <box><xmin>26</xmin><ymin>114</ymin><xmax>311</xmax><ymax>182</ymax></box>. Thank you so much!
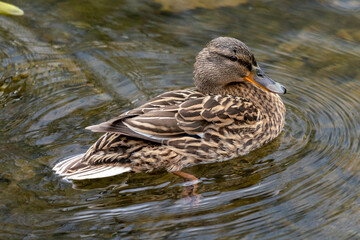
<box><xmin>53</xmin><ymin>37</ymin><xmax>286</xmax><ymax>181</ymax></box>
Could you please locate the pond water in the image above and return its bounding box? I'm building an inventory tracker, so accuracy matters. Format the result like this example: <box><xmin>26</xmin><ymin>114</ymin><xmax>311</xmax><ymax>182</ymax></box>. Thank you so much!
<box><xmin>1</xmin><ymin>0</ymin><xmax>359</xmax><ymax>239</ymax></box>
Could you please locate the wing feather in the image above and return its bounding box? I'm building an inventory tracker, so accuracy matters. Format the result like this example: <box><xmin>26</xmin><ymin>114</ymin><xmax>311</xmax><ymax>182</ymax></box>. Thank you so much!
<box><xmin>86</xmin><ymin>89</ymin><xmax>259</xmax><ymax>143</ymax></box>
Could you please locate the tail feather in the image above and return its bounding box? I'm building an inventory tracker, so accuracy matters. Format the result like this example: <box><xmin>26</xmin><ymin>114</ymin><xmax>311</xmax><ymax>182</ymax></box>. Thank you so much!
<box><xmin>53</xmin><ymin>154</ymin><xmax>131</xmax><ymax>180</ymax></box>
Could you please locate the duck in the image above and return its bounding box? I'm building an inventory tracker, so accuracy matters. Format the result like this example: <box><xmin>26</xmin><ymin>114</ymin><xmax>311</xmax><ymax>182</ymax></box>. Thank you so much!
<box><xmin>53</xmin><ymin>37</ymin><xmax>286</xmax><ymax>182</ymax></box>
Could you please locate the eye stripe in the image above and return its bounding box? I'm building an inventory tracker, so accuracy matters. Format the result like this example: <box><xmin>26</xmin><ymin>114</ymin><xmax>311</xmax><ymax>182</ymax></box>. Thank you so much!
<box><xmin>216</xmin><ymin>53</ymin><xmax>252</xmax><ymax>71</ymax></box>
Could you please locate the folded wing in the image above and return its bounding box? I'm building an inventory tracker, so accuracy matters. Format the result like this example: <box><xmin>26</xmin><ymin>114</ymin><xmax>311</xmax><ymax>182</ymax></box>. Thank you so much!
<box><xmin>86</xmin><ymin>89</ymin><xmax>259</xmax><ymax>143</ymax></box>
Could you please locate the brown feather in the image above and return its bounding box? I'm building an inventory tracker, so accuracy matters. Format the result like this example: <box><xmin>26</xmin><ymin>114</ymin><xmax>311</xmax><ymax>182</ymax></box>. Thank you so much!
<box><xmin>53</xmin><ymin>37</ymin><xmax>286</xmax><ymax>180</ymax></box>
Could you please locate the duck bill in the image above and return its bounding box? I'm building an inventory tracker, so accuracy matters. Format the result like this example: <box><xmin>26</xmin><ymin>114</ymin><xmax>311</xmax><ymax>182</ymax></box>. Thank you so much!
<box><xmin>244</xmin><ymin>67</ymin><xmax>286</xmax><ymax>94</ymax></box>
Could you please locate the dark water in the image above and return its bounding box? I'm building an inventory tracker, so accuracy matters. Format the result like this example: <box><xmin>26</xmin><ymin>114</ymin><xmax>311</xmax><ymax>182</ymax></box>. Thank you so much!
<box><xmin>1</xmin><ymin>0</ymin><xmax>360</xmax><ymax>239</ymax></box>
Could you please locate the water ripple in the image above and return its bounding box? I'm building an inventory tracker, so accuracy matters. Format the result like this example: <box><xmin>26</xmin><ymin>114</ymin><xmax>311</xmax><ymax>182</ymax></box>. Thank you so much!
<box><xmin>1</xmin><ymin>2</ymin><xmax>360</xmax><ymax>239</ymax></box>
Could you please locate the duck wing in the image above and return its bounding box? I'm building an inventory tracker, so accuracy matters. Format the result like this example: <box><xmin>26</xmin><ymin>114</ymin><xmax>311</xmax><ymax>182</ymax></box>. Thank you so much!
<box><xmin>86</xmin><ymin>89</ymin><xmax>198</xmax><ymax>143</ymax></box>
<box><xmin>86</xmin><ymin>90</ymin><xmax>259</xmax><ymax>144</ymax></box>
<box><xmin>177</xmin><ymin>94</ymin><xmax>259</xmax><ymax>133</ymax></box>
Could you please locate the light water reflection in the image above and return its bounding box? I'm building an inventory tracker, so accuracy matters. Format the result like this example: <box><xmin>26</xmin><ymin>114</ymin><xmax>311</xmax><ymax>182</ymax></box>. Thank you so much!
<box><xmin>0</xmin><ymin>0</ymin><xmax>359</xmax><ymax>239</ymax></box>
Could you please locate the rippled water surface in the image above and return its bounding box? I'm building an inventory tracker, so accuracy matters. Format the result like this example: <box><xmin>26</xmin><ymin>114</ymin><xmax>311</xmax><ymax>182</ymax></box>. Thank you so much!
<box><xmin>1</xmin><ymin>0</ymin><xmax>360</xmax><ymax>239</ymax></box>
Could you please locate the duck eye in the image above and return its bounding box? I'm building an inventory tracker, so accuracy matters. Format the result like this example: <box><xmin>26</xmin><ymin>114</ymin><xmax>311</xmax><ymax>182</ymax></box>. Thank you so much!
<box><xmin>230</xmin><ymin>56</ymin><xmax>238</xmax><ymax>62</ymax></box>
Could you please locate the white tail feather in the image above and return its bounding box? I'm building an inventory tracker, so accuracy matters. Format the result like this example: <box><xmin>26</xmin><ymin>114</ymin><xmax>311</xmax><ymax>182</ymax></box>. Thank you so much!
<box><xmin>53</xmin><ymin>154</ymin><xmax>85</xmax><ymax>173</ymax></box>
<box><xmin>53</xmin><ymin>154</ymin><xmax>131</xmax><ymax>180</ymax></box>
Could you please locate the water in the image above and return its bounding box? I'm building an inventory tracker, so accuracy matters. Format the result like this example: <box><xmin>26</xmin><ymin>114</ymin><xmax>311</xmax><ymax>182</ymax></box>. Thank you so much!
<box><xmin>1</xmin><ymin>0</ymin><xmax>359</xmax><ymax>239</ymax></box>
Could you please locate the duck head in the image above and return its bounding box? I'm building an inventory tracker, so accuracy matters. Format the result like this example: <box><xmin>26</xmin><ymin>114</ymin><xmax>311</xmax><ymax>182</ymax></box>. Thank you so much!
<box><xmin>194</xmin><ymin>37</ymin><xmax>286</xmax><ymax>95</ymax></box>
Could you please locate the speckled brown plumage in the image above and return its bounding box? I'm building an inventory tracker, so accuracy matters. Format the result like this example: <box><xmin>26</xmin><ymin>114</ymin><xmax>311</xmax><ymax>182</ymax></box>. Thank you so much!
<box><xmin>53</xmin><ymin>37</ymin><xmax>286</xmax><ymax>180</ymax></box>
